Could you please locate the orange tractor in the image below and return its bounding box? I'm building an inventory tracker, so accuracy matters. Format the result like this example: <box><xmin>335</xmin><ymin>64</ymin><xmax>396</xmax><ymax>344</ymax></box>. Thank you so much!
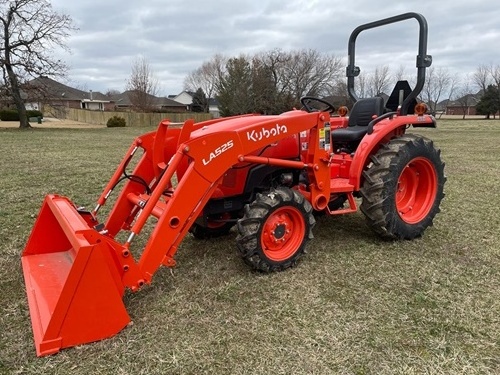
<box><xmin>21</xmin><ymin>12</ymin><xmax>445</xmax><ymax>356</ymax></box>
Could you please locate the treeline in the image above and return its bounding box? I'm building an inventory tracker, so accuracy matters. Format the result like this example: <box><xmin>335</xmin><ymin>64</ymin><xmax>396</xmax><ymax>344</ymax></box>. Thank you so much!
<box><xmin>184</xmin><ymin>50</ymin><xmax>346</xmax><ymax>116</ymax></box>
<box><xmin>184</xmin><ymin>51</ymin><xmax>500</xmax><ymax>118</ymax></box>
<box><xmin>472</xmin><ymin>64</ymin><xmax>500</xmax><ymax>118</ymax></box>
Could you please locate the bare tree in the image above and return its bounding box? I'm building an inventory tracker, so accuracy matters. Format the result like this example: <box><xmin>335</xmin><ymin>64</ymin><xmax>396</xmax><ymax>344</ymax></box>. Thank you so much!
<box><xmin>126</xmin><ymin>57</ymin><xmax>160</xmax><ymax>111</ymax></box>
<box><xmin>473</xmin><ymin>64</ymin><xmax>491</xmax><ymax>93</ymax></box>
<box><xmin>393</xmin><ymin>65</ymin><xmax>407</xmax><ymax>82</ymax></box>
<box><xmin>105</xmin><ymin>89</ymin><xmax>121</xmax><ymax>98</ymax></box>
<box><xmin>454</xmin><ymin>75</ymin><xmax>474</xmax><ymax>119</ymax></box>
<box><xmin>256</xmin><ymin>49</ymin><xmax>343</xmax><ymax>105</ymax></box>
<box><xmin>422</xmin><ymin>66</ymin><xmax>458</xmax><ymax>115</ymax></box>
<box><xmin>0</xmin><ymin>0</ymin><xmax>76</xmax><ymax>128</ymax></box>
<box><xmin>474</xmin><ymin>64</ymin><xmax>500</xmax><ymax>119</ymax></box>
<box><xmin>258</xmin><ymin>49</ymin><xmax>292</xmax><ymax>100</ymax></box>
<box><xmin>355</xmin><ymin>73</ymin><xmax>368</xmax><ymax>98</ymax></box>
<box><xmin>184</xmin><ymin>53</ymin><xmax>226</xmax><ymax>101</ymax></box>
<box><xmin>449</xmin><ymin>74</ymin><xmax>459</xmax><ymax>105</ymax></box>
<box><xmin>324</xmin><ymin>78</ymin><xmax>351</xmax><ymax>108</ymax></box>
<box><xmin>488</xmin><ymin>64</ymin><xmax>500</xmax><ymax>88</ymax></box>
<box><xmin>285</xmin><ymin>49</ymin><xmax>343</xmax><ymax>103</ymax></box>
<box><xmin>368</xmin><ymin>65</ymin><xmax>390</xmax><ymax>97</ymax></box>
<box><xmin>392</xmin><ymin>64</ymin><xmax>418</xmax><ymax>90</ymax></box>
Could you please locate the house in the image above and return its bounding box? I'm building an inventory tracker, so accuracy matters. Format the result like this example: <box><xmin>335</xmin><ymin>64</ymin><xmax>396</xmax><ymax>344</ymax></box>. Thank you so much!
<box><xmin>23</xmin><ymin>76</ymin><xmax>114</xmax><ymax>112</ymax></box>
<box><xmin>208</xmin><ymin>98</ymin><xmax>221</xmax><ymax>118</ymax></box>
<box><xmin>111</xmin><ymin>91</ymin><xmax>188</xmax><ymax>112</ymax></box>
<box><xmin>172</xmin><ymin>91</ymin><xmax>195</xmax><ymax>107</ymax></box>
<box><xmin>170</xmin><ymin>90</ymin><xmax>220</xmax><ymax>118</ymax></box>
<box><xmin>435</xmin><ymin>99</ymin><xmax>449</xmax><ymax>115</ymax></box>
<box><xmin>445</xmin><ymin>92</ymin><xmax>481</xmax><ymax>116</ymax></box>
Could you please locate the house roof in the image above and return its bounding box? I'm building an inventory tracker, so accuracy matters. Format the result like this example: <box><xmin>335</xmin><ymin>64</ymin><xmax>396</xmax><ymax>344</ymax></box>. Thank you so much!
<box><xmin>174</xmin><ymin>90</ymin><xmax>195</xmax><ymax>98</ymax></box>
<box><xmin>111</xmin><ymin>90</ymin><xmax>186</xmax><ymax>107</ymax></box>
<box><xmin>446</xmin><ymin>93</ymin><xmax>481</xmax><ymax>107</ymax></box>
<box><xmin>25</xmin><ymin>76</ymin><xmax>110</xmax><ymax>102</ymax></box>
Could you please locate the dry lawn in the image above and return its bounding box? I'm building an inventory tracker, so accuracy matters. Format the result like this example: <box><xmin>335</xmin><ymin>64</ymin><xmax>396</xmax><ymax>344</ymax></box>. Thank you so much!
<box><xmin>0</xmin><ymin>117</ymin><xmax>104</xmax><ymax>129</ymax></box>
<box><xmin>0</xmin><ymin>118</ymin><xmax>498</xmax><ymax>374</ymax></box>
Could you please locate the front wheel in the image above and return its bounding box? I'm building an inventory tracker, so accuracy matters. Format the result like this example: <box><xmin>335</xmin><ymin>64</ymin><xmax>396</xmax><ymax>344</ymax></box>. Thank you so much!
<box><xmin>236</xmin><ymin>187</ymin><xmax>315</xmax><ymax>272</ymax></box>
<box><xmin>360</xmin><ymin>134</ymin><xmax>446</xmax><ymax>239</ymax></box>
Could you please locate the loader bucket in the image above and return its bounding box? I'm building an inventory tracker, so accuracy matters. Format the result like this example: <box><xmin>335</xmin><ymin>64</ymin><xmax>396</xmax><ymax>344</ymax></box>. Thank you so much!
<box><xmin>21</xmin><ymin>195</ymin><xmax>130</xmax><ymax>356</ymax></box>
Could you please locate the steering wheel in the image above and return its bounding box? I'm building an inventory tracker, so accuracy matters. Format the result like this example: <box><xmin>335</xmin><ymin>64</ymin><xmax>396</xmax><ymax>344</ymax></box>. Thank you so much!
<box><xmin>300</xmin><ymin>96</ymin><xmax>336</xmax><ymax>113</ymax></box>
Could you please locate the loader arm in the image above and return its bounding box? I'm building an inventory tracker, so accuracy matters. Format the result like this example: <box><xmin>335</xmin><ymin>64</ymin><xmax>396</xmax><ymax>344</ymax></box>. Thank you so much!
<box><xmin>124</xmin><ymin>110</ymin><xmax>333</xmax><ymax>284</ymax></box>
<box><xmin>21</xmin><ymin>110</ymin><xmax>332</xmax><ymax>356</ymax></box>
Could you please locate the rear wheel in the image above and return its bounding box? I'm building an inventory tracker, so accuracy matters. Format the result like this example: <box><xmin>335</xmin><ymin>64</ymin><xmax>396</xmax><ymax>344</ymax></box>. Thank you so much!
<box><xmin>237</xmin><ymin>187</ymin><xmax>315</xmax><ymax>272</ymax></box>
<box><xmin>360</xmin><ymin>134</ymin><xmax>445</xmax><ymax>239</ymax></box>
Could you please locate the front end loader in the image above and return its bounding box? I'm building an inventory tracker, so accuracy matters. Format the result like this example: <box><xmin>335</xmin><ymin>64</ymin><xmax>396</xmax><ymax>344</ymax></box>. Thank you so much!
<box><xmin>21</xmin><ymin>12</ymin><xmax>445</xmax><ymax>356</ymax></box>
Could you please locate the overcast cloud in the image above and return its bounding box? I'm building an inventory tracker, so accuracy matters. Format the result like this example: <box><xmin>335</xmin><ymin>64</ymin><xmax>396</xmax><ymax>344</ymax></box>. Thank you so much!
<box><xmin>49</xmin><ymin>0</ymin><xmax>500</xmax><ymax>96</ymax></box>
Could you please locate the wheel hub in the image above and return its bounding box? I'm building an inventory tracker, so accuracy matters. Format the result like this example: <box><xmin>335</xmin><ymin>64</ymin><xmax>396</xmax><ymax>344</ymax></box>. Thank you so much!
<box><xmin>273</xmin><ymin>224</ymin><xmax>286</xmax><ymax>240</ymax></box>
<box><xmin>396</xmin><ymin>157</ymin><xmax>438</xmax><ymax>224</ymax></box>
<box><xmin>260</xmin><ymin>206</ymin><xmax>305</xmax><ymax>261</ymax></box>
<box><xmin>264</xmin><ymin>213</ymin><xmax>292</xmax><ymax>244</ymax></box>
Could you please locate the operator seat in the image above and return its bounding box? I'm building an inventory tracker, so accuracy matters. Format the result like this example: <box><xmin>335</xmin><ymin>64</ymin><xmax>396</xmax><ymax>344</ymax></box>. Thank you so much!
<box><xmin>332</xmin><ymin>97</ymin><xmax>384</xmax><ymax>143</ymax></box>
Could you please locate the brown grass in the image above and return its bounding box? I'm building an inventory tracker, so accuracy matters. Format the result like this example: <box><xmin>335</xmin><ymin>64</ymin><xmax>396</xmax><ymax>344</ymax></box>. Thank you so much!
<box><xmin>0</xmin><ymin>119</ymin><xmax>498</xmax><ymax>374</ymax></box>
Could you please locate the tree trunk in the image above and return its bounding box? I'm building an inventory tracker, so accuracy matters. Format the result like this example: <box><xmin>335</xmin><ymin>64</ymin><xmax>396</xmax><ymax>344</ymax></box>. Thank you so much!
<box><xmin>8</xmin><ymin>69</ymin><xmax>30</xmax><ymax>128</ymax></box>
<box><xmin>13</xmin><ymin>91</ymin><xmax>30</xmax><ymax>129</ymax></box>
<box><xmin>5</xmin><ymin>54</ymin><xmax>30</xmax><ymax>128</ymax></box>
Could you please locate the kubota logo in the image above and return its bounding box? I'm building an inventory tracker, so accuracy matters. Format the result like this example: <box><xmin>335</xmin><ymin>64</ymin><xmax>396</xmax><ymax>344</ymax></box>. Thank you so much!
<box><xmin>202</xmin><ymin>140</ymin><xmax>234</xmax><ymax>165</ymax></box>
<box><xmin>247</xmin><ymin>124</ymin><xmax>288</xmax><ymax>142</ymax></box>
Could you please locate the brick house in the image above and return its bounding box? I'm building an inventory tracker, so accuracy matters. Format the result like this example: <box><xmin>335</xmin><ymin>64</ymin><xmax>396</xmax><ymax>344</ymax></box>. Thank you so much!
<box><xmin>445</xmin><ymin>93</ymin><xmax>480</xmax><ymax>116</ymax></box>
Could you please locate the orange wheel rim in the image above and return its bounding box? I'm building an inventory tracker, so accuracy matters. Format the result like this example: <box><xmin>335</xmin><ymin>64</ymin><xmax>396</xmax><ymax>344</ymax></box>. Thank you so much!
<box><xmin>261</xmin><ymin>206</ymin><xmax>305</xmax><ymax>261</ymax></box>
<box><xmin>396</xmin><ymin>157</ymin><xmax>438</xmax><ymax>224</ymax></box>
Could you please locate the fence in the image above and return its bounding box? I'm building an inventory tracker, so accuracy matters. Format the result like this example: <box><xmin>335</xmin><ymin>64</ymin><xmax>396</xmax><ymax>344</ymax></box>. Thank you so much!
<box><xmin>48</xmin><ymin>107</ymin><xmax>212</xmax><ymax>127</ymax></box>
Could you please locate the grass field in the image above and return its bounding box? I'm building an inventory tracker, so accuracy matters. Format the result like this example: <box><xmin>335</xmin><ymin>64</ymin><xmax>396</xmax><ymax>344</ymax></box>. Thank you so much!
<box><xmin>0</xmin><ymin>119</ymin><xmax>498</xmax><ymax>374</ymax></box>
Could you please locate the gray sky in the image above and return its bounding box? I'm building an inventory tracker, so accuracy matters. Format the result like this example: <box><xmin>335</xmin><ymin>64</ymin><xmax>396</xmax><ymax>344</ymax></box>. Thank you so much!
<box><xmin>49</xmin><ymin>0</ymin><xmax>500</xmax><ymax>96</ymax></box>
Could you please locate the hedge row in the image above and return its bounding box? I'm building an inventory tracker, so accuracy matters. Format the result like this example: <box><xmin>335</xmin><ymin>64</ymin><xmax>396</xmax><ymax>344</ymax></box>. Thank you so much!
<box><xmin>0</xmin><ymin>109</ymin><xmax>44</xmax><ymax>121</ymax></box>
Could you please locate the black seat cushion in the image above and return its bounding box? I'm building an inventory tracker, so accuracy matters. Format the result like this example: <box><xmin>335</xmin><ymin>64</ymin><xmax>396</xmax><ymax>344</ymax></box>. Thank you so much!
<box><xmin>332</xmin><ymin>125</ymin><xmax>370</xmax><ymax>143</ymax></box>
<box><xmin>333</xmin><ymin>97</ymin><xmax>384</xmax><ymax>143</ymax></box>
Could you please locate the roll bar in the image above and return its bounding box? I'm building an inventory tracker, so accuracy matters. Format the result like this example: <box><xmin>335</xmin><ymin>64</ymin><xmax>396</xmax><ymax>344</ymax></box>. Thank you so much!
<box><xmin>346</xmin><ymin>12</ymin><xmax>432</xmax><ymax>113</ymax></box>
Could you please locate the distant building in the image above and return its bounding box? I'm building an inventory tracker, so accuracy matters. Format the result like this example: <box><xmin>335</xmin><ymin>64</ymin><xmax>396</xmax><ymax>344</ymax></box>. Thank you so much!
<box><xmin>445</xmin><ymin>92</ymin><xmax>481</xmax><ymax>116</ymax></box>
<box><xmin>208</xmin><ymin>98</ymin><xmax>221</xmax><ymax>118</ymax></box>
<box><xmin>23</xmin><ymin>76</ymin><xmax>114</xmax><ymax>112</ymax></box>
<box><xmin>172</xmin><ymin>91</ymin><xmax>195</xmax><ymax>106</ymax></box>
<box><xmin>20</xmin><ymin>77</ymin><xmax>189</xmax><ymax>115</ymax></box>
<box><xmin>110</xmin><ymin>91</ymin><xmax>188</xmax><ymax>112</ymax></box>
<box><xmin>171</xmin><ymin>90</ymin><xmax>220</xmax><ymax>118</ymax></box>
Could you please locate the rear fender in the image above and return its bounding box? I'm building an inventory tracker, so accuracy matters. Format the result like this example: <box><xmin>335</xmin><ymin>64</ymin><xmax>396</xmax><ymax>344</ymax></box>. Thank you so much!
<box><xmin>349</xmin><ymin>114</ymin><xmax>436</xmax><ymax>190</ymax></box>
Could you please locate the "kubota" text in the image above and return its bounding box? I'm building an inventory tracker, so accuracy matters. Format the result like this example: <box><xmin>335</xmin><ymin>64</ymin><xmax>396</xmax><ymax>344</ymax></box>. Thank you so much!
<box><xmin>247</xmin><ymin>124</ymin><xmax>288</xmax><ymax>142</ymax></box>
